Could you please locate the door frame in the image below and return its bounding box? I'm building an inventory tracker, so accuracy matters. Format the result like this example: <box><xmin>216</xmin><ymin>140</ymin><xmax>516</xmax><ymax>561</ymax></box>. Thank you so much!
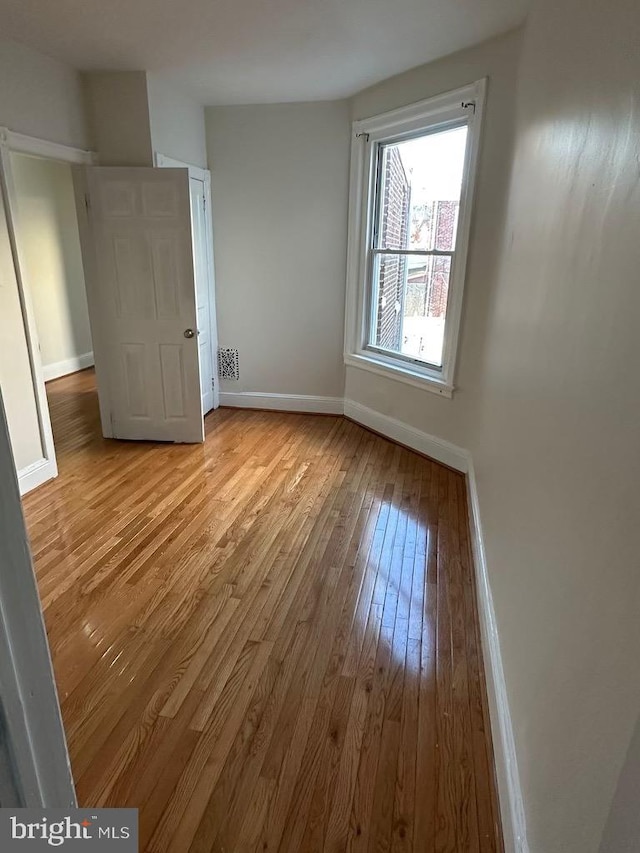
<box><xmin>0</xmin><ymin>127</ymin><xmax>96</xmax><ymax>493</ymax></box>
<box><xmin>70</xmin><ymin>166</ymin><xmax>117</xmax><ymax>439</ymax></box>
<box><xmin>155</xmin><ymin>153</ymin><xmax>220</xmax><ymax>410</ymax></box>
<box><xmin>0</xmin><ymin>388</ymin><xmax>77</xmax><ymax>807</ymax></box>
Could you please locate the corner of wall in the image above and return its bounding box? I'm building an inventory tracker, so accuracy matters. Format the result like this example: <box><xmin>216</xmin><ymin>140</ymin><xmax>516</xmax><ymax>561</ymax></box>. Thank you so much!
<box><xmin>343</xmin><ymin>398</ymin><xmax>469</xmax><ymax>472</ymax></box>
<box><xmin>147</xmin><ymin>72</ymin><xmax>207</xmax><ymax>169</ymax></box>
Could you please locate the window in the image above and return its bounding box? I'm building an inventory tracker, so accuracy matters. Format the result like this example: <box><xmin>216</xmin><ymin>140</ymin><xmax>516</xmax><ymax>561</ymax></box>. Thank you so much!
<box><xmin>344</xmin><ymin>80</ymin><xmax>486</xmax><ymax>397</ymax></box>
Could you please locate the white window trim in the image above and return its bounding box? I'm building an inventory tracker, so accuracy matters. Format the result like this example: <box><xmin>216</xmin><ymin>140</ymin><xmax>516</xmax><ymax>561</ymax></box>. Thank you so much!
<box><xmin>344</xmin><ymin>79</ymin><xmax>487</xmax><ymax>398</ymax></box>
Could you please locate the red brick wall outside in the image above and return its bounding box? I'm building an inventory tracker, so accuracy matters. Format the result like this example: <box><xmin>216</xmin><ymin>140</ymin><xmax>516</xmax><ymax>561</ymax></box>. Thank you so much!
<box><xmin>406</xmin><ymin>200</ymin><xmax>458</xmax><ymax>319</ymax></box>
<box><xmin>376</xmin><ymin>147</ymin><xmax>410</xmax><ymax>350</ymax></box>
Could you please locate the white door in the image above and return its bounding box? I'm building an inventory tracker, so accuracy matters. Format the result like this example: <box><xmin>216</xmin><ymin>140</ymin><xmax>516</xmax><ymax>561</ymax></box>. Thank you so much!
<box><xmin>85</xmin><ymin>167</ymin><xmax>203</xmax><ymax>443</ymax></box>
<box><xmin>189</xmin><ymin>177</ymin><xmax>215</xmax><ymax>415</ymax></box>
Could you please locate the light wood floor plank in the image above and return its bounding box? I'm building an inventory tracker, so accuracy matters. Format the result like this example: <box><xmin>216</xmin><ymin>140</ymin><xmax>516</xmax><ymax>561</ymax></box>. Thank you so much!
<box><xmin>21</xmin><ymin>369</ymin><xmax>504</xmax><ymax>853</ymax></box>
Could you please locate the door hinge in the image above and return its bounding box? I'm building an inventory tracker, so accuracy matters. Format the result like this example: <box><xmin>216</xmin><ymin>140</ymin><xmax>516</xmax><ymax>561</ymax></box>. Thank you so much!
<box><xmin>203</xmin><ymin>195</ymin><xmax>206</xmax><ymax>211</ymax></box>
<box><xmin>211</xmin><ymin>376</ymin><xmax>215</xmax><ymax>390</ymax></box>
<box><xmin>84</xmin><ymin>193</ymin><xmax>91</xmax><ymax>213</ymax></box>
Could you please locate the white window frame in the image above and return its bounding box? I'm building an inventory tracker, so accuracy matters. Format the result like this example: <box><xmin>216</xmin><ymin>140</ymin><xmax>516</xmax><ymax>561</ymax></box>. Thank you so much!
<box><xmin>344</xmin><ymin>79</ymin><xmax>486</xmax><ymax>398</ymax></box>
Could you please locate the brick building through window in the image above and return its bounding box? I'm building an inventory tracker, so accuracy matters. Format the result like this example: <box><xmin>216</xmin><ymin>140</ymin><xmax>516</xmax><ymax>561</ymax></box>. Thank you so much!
<box><xmin>375</xmin><ymin>147</ymin><xmax>410</xmax><ymax>351</ymax></box>
<box><xmin>375</xmin><ymin>146</ymin><xmax>459</xmax><ymax>359</ymax></box>
<box><xmin>406</xmin><ymin>199</ymin><xmax>457</xmax><ymax>318</ymax></box>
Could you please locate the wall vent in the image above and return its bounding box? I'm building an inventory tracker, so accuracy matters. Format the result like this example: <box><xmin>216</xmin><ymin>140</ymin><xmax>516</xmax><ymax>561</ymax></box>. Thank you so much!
<box><xmin>218</xmin><ymin>347</ymin><xmax>240</xmax><ymax>381</ymax></box>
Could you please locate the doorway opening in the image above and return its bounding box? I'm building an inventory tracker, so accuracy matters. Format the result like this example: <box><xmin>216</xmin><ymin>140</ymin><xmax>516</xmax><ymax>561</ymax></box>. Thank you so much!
<box><xmin>9</xmin><ymin>152</ymin><xmax>100</xmax><ymax>462</ymax></box>
<box><xmin>0</xmin><ymin>132</ymin><xmax>220</xmax><ymax>497</ymax></box>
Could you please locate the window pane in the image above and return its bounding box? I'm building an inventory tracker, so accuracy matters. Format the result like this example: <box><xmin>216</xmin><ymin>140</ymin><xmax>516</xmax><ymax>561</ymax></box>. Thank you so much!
<box><xmin>370</xmin><ymin>253</ymin><xmax>451</xmax><ymax>368</ymax></box>
<box><xmin>376</xmin><ymin>125</ymin><xmax>468</xmax><ymax>252</ymax></box>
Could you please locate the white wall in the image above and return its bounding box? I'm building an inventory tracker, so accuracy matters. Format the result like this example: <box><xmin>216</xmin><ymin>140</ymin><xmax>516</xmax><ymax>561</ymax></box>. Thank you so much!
<box><xmin>147</xmin><ymin>73</ymin><xmax>207</xmax><ymax>168</ymax></box>
<box><xmin>83</xmin><ymin>71</ymin><xmax>153</xmax><ymax>166</ymax></box>
<box><xmin>0</xmin><ymin>39</ymin><xmax>89</xmax><ymax>149</ymax></box>
<box><xmin>469</xmin><ymin>1</ymin><xmax>640</xmax><ymax>849</ymax></box>
<box><xmin>599</xmin><ymin>712</ymin><xmax>640</xmax><ymax>853</ymax></box>
<box><xmin>10</xmin><ymin>154</ymin><xmax>92</xmax><ymax>379</ymax></box>
<box><xmin>346</xmin><ymin>11</ymin><xmax>640</xmax><ymax>853</ymax></box>
<box><xmin>206</xmin><ymin>102</ymin><xmax>349</xmax><ymax>397</ymax></box>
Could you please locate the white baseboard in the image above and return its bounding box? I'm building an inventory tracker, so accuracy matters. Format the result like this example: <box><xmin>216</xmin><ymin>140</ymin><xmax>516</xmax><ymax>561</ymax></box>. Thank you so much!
<box><xmin>18</xmin><ymin>457</ymin><xmax>58</xmax><ymax>496</ymax></box>
<box><xmin>466</xmin><ymin>461</ymin><xmax>529</xmax><ymax>853</ymax></box>
<box><xmin>219</xmin><ymin>391</ymin><xmax>344</xmax><ymax>415</ymax></box>
<box><xmin>42</xmin><ymin>351</ymin><xmax>94</xmax><ymax>382</ymax></box>
<box><xmin>343</xmin><ymin>398</ymin><xmax>469</xmax><ymax>472</ymax></box>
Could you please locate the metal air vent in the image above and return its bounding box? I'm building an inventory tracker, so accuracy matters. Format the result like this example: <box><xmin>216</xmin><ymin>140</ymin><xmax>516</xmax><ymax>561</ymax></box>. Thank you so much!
<box><xmin>218</xmin><ymin>347</ymin><xmax>240</xmax><ymax>381</ymax></box>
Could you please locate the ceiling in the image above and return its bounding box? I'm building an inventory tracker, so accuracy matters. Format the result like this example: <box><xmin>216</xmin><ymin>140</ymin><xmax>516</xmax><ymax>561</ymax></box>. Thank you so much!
<box><xmin>0</xmin><ymin>0</ymin><xmax>528</xmax><ymax>105</ymax></box>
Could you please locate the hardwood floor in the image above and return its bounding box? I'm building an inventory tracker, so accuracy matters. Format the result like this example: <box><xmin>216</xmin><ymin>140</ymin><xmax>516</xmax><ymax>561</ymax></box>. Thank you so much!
<box><xmin>22</xmin><ymin>369</ymin><xmax>503</xmax><ymax>852</ymax></box>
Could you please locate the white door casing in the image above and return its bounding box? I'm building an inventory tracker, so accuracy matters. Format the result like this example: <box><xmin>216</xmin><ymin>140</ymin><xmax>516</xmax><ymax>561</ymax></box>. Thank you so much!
<box><xmin>0</xmin><ymin>388</ymin><xmax>76</xmax><ymax>807</ymax></box>
<box><xmin>189</xmin><ymin>176</ymin><xmax>215</xmax><ymax>415</ymax></box>
<box><xmin>155</xmin><ymin>154</ymin><xmax>220</xmax><ymax>414</ymax></box>
<box><xmin>0</xmin><ymin>130</ymin><xmax>64</xmax><ymax>494</ymax></box>
<box><xmin>85</xmin><ymin>167</ymin><xmax>204</xmax><ymax>443</ymax></box>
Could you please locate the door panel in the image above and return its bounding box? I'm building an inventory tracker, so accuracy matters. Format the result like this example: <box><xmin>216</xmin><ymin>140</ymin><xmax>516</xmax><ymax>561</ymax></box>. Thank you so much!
<box><xmin>159</xmin><ymin>344</ymin><xmax>188</xmax><ymax>418</ymax></box>
<box><xmin>86</xmin><ymin>167</ymin><xmax>203</xmax><ymax>443</ymax></box>
<box><xmin>189</xmin><ymin>177</ymin><xmax>215</xmax><ymax>415</ymax></box>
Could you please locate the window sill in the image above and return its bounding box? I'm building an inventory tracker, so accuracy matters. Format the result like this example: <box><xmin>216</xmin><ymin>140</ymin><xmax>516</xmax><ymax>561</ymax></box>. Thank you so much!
<box><xmin>344</xmin><ymin>352</ymin><xmax>454</xmax><ymax>399</ymax></box>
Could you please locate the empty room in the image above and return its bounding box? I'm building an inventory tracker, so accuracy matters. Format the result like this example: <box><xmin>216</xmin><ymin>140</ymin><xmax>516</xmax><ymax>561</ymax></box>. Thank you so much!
<box><xmin>0</xmin><ymin>0</ymin><xmax>638</xmax><ymax>851</ymax></box>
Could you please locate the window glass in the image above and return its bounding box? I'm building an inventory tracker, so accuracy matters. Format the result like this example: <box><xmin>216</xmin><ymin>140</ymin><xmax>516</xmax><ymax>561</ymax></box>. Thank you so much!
<box><xmin>369</xmin><ymin>125</ymin><xmax>468</xmax><ymax>368</ymax></box>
